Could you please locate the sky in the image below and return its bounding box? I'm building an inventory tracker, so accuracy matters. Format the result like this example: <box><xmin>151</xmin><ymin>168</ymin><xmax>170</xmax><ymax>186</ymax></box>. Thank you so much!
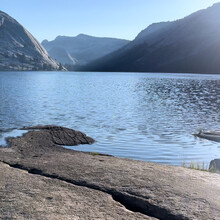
<box><xmin>1</xmin><ymin>0</ymin><xmax>220</xmax><ymax>42</ymax></box>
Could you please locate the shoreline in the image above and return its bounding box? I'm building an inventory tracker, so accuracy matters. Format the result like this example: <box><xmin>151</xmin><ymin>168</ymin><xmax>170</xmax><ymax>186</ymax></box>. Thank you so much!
<box><xmin>0</xmin><ymin>126</ymin><xmax>217</xmax><ymax>168</ymax></box>
<box><xmin>0</xmin><ymin>125</ymin><xmax>220</xmax><ymax>219</ymax></box>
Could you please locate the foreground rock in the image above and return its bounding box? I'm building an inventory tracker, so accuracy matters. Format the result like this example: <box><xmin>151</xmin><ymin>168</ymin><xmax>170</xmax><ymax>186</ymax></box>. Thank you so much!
<box><xmin>0</xmin><ymin>126</ymin><xmax>220</xmax><ymax>220</ymax></box>
<box><xmin>0</xmin><ymin>162</ymin><xmax>151</xmax><ymax>220</ymax></box>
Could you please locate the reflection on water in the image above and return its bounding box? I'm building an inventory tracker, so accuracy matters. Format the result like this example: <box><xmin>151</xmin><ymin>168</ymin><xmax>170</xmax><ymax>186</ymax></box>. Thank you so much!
<box><xmin>0</xmin><ymin>71</ymin><xmax>220</xmax><ymax>166</ymax></box>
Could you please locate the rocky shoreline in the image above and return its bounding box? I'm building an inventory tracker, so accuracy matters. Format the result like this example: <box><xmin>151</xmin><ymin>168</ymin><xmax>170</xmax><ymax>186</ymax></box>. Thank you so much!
<box><xmin>0</xmin><ymin>126</ymin><xmax>220</xmax><ymax>220</ymax></box>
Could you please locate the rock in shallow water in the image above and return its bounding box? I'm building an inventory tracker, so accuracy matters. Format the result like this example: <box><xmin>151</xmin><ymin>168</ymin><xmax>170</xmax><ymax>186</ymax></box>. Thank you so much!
<box><xmin>22</xmin><ymin>125</ymin><xmax>95</xmax><ymax>146</ymax></box>
<box><xmin>194</xmin><ymin>130</ymin><xmax>220</xmax><ymax>142</ymax></box>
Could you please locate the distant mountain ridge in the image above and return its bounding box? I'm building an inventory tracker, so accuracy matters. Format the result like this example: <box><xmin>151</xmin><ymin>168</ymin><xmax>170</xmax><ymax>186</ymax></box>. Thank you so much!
<box><xmin>0</xmin><ymin>10</ymin><xmax>62</xmax><ymax>71</ymax></box>
<box><xmin>42</xmin><ymin>34</ymin><xmax>129</xmax><ymax>66</ymax></box>
<box><xmin>81</xmin><ymin>3</ymin><xmax>220</xmax><ymax>74</ymax></box>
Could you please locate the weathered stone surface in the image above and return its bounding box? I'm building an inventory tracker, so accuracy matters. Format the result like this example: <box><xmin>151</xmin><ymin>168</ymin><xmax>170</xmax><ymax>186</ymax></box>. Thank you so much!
<box><xmin>209</xmin><ymin>159</ymin><xmax>220</xmax><ymax>173</ymax></box>
<box><xmin>0</xmin><ymin>126</ymin><xmax>220</xmax><ymax>220</ymax></box>
<box><xmin>0</xmin><ymin>162</ymin><xmax>152</xmax><ymax>220</ymax></box>
<box><xmin>22</xmin><ymin>125</ymin><xmax>95</xmax><ymax>146</ymax></box>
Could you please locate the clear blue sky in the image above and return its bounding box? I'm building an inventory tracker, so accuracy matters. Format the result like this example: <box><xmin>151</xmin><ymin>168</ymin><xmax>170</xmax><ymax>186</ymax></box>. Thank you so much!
<box><xmin>1</xmin><ymin>0</ymin><xmax>220</xmax><ymax>42</ymax></box>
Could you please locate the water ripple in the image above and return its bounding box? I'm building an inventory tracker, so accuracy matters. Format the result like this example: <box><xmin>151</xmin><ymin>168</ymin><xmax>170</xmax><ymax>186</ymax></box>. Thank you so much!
<box><xmin>0</xmin><ymin>71</ymin><xmax>220</xmax><ymax>166</ymax></box>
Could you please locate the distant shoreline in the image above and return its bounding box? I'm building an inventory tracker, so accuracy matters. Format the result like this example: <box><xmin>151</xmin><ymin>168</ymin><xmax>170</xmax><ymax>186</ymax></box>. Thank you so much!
<box><xmin>1</xmin><ymin>70</ymin><xmax>220</xmax><ymax>75</ymax></box>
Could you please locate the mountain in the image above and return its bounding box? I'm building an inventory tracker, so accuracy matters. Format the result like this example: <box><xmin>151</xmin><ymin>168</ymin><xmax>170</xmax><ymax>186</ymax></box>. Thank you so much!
<box><xmin>47</xmin><ymin>47</ymin><xmax>79</xmax><ymax>65</ymax></box>
<box><xmin>42</xmin><ymin>34</ymin><xmax>129</xmax><ymax>66</ymax></box>
<box><xmin>81</xmin><ymin>3</ymin><xmax>220</xmax><ymax>74</ymax></box>
<box><xmin>0</xmin><ymin>11</ymin><xmax>62</xmax><ymax>71</ymax></box>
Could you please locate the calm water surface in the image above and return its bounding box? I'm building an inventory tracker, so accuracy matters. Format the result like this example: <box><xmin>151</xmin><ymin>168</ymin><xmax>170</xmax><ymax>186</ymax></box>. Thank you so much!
<box><xmin>0</xmin><ymin>71</ymin><xmax>220</xmax><ymax>166</ymax></box>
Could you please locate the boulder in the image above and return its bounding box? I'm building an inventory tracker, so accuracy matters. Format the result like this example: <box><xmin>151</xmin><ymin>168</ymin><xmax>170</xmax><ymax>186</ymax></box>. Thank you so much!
<box><xmin>209</xmin><ymin>159</ymin><xmax>220</xmax><ymax>173</ymax></box>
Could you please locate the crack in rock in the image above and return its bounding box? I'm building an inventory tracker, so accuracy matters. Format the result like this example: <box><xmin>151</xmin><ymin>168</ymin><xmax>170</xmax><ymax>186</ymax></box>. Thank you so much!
<box><xmin>2</xmin><ymin>161</ymin><xmax>188</xmax><ymax>220</ymax></box>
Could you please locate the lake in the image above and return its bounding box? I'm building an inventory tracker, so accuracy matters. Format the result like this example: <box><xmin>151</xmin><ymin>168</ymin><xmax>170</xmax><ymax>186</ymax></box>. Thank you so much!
<box><xmin>0</xmin><ymin>71</ymin><xmax>220</xmax><ymax>166</ymax></box>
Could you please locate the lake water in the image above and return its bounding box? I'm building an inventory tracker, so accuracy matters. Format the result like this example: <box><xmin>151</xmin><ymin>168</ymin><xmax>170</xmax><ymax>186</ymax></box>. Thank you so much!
<box><xmin>0</xmin><ymin>71</ymin><xmax>220</xmax><ymax>166</ymax></box>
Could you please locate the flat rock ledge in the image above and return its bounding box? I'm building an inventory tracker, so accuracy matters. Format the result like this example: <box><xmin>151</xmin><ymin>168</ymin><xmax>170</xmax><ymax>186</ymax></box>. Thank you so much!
<box><xmin>0</xmin><ymin>126</ymin><xmax>220</xmax><ymax>220</ymax></box>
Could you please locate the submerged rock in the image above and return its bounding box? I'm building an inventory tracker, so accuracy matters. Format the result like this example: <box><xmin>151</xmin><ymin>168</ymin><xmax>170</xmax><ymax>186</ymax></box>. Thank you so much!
<box><xmin>194</xmin><ymin>130</ymin><xmax>220</xmax><ymax>142</ymax></box>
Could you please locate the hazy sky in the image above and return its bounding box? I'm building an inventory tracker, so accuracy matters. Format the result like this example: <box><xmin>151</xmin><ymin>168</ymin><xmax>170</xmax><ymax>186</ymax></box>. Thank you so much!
<box><xmin>1</xmin><ymin>0</ymin><xmax>220</xmax><ymax>42</ymax></box>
